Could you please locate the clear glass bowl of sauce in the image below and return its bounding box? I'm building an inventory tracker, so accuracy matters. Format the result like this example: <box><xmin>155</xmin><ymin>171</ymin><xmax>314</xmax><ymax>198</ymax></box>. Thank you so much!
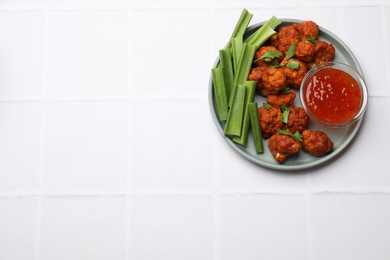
<box><xmin>300</xmin><ymin>61</ymin><xmax>368</xmax><ymax>128</ymax></box>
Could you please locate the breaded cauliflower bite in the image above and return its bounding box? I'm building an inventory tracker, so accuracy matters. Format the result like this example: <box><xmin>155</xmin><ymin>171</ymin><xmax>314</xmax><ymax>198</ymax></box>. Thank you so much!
<box><xmin>254</xmin><ymin>46</ymin><xmax>282</xmax><ymax>67</ymax></box>
<box><xmin>295</xmin><ymin>41</ymin><xmax>315</xmax><ymax>63</ymax></box>
<box><xmin>248</xmin><ymin>66</ymin><xmax>265</xmax><ymax>92</ymax></box>
<box><xmin>302</xmin><ymin>130</ymin><xmax>333</xmax><ymax>156</ymax></box>
<box><xmin>266</xmin><ymin>90</ymin><xmax>296</xmax><ymax>108</ymax></box>
<box><xmin>261</xmin><ymin>67</ymin><xmax>287</xmax><ymax>96</ymax></box>
<box><xmin>297</xmin><ymin>20</ymin><xmax>319</xmax><ymax>39</ymax></box>
<box><xmin>258</xmin><ymin>106</ymin><xmax>284</xmax><ymax>138</ymax></box>
<box><xmin>268</xmin><ymin>133</ymin><xmax>302</xmax><ymax>163</ymax></box>
<box><xmin>271</xmin><ymin>24</ymin><xmax>301</xmax><ymax>54</ymax></box>
<box><xmin>280</xmin><ymin>58</ymin><xmax>308</xmax><ymax>88</ymax></box>
<box><xmin>313</xmin><ymin>40</ymin><xmax>335</xmax><ymax>65</ymax></box>
<box><xmin>282</xmin><ymin>106</ymin><xmax>309</xmax><ymax>133</ymax></box>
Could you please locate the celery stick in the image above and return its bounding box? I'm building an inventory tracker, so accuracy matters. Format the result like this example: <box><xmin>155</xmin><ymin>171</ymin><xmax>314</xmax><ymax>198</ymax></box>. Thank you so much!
<box><xmin>227</xmin><ymin>9</ymin><xmax>253</xmax><ymax>48</ymax></box>
<box><xmin>231</xmin><ymin>36</ymin><xmax>243</xmax><ymax>74</ymax></box>
<box><xmin>233</xmin><ymin>81</ymin><xmax>257</xmax><ymax>145</ymax></box>
<box><xmin>212</xmin><ymin>67</ymin><xmax>229</xmax><ymax>121</ymax></box>
<box><xmin>219</xmin><ymin>49</ymin><xmax>234</xmax><ymax>101</ymax></box>
<box><xmin>248</xmin><ymin>102</ymin><xmax>264</xmax><ymax>153</ymax></box>
<box><xmin>229</xmin><ymin>43</ymin><xmax>256</xmax><ymax>108</ymax></box>
<box><xmin>234</xmin><ymin>43</ymin><xmax>256</xmax><ymax>86</ymax></box>
<box><xmin>224</xmin><ymin>84</ymin><xmax>246</xmax><ymax>136</ymax></box>
<box><xmin>246</xmin><ymin>16</ymin><xmax>281</xmax><ymax>49</ymax></box>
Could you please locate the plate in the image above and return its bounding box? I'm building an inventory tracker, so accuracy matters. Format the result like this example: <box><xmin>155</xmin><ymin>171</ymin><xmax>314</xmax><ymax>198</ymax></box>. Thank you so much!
<box><xmin>208</xmin><ymin>18</ymin><xmax>365</xmax><ymax>171</ymax></box>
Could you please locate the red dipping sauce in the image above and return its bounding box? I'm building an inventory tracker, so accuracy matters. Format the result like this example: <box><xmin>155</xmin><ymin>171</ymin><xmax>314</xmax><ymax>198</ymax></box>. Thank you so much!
<box><xmin>303</xmin><ymin>67</ymin><xmax>362</xmax><ymax>124</ymax></box>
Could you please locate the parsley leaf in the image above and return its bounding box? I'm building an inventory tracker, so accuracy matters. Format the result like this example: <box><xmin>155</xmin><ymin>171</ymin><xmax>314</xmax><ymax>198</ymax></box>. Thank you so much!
<box><xmin>280</xmin><ymin>104</ymin><xmax>290</xmax><ymax>123</ymax></box>
<box><xmin>302</xmin><ymin>35</ymin><xmax>316</xmax><ymax>44</ymax></box>
<box><xmin>254</xmin><ymin>50</ymin><xmax>282</xmax><ymax>63</ymax></box>
<box><xmin>285</xmin><ymin>44</ymin><xmax>296</xmax><ymax>60</ymax></box>
<box><xmin>285</xmin><ymin>60</ymin><xmax>300</xmax><ymax>70</ymax></box>
<box><xmin>277</xmin><ymin>129</ymin><xmax>303</xmax><ymax>142</ymax></box>
<box><xmin>263</xmin><ymin>103</ymin><xmax>272</xmax><ymax>110</ymax></box>
<box><xmin>281</xmin><ymin>87</ymin><xmax>291</xmax><ymax>94</ymax></box>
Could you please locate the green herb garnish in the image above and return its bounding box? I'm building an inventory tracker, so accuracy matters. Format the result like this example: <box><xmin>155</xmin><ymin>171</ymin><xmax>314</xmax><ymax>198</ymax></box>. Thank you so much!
<box><xmin>254</xmin><ymin>50</ymin><xmax>282</xmax><ymax>62</ymax></box>
<box><xmin>280</xmin><ymin>104</ymin><xmax>290</xmax><ymax>123</ymax></box>
<box><xmin>285</xmin><ymin>60</ymin><xmax>300</xmax><ymax>70</ymax></box>
<box><xmin>281</xmin><ymin>87</ymin><xmax>291</xmax><ymax>94</ymax></box>
<box><xmin>285</xmin><ymin>44</ymin><xmax>296</xmax><ymax>60</ymax></box>
<box><xmin>302</xmin><ymin>35</ymin><xmax>316</xmax><ymax>44</ymax></box>
<box><xmin>277</xmin><ymin>128</ymin><xmax>303</xmax><ymax>142</ymax></box>
<box><xmin>263</xmin><ymin>103</ymin><xmax>272</xmax><ymax>110</ymax></box>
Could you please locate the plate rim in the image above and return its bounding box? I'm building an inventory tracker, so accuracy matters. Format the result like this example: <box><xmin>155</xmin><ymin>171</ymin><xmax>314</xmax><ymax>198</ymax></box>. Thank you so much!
<box><xmin>208</xmin><ymin>18</ymin><xmax>366</xmax><ymax>171</ymax></box>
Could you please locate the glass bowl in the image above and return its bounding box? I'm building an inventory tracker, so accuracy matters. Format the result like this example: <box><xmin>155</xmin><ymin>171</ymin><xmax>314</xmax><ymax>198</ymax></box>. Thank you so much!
<box><xmin>300</xmin><ymin>61</ymin><xmax>368</xmax><ymax>128</ymax></box>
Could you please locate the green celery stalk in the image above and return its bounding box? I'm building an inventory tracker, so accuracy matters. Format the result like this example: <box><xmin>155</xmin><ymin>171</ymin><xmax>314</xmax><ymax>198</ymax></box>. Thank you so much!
<box><xmin>233</xmin><ymin>81</ymin><xmax>257</xmax><ymax>145</ymax></box>
<box><xmin>224</xmin><ymin>84</ymin><xmax>246</xmax><ymax>136</ymax></box>
<box><xmin>226</xmin><ymin>9</ymin><xmax>253</xmax><ymax>48</ymax></box>
<box><xmin>246</xmin><ymin>16</ymin><xmax>281</xmax><ymax>49</ymax></box>
<box><xmin>218</xmin><ymin>49</ymin><xmax>234</xmax><ymax>101</ymax></box>
<box><xmin>248</xmin><ymin>102</ymin><xmax>264</xmax><ymax>153</ymax></box>
<box><xmin>229</xmin><ymin>42</ymin><xmax>256</xmax><ymax>107</ymax></box>
<box><xmin>211</xmin><ymin>67</ymin><xmax>229</xmax><ymax>121</ymax></box>
<box><xmin>231</xmin><ymin>36</ymin><xmax>243</xmax><ymax>74</ymax></box>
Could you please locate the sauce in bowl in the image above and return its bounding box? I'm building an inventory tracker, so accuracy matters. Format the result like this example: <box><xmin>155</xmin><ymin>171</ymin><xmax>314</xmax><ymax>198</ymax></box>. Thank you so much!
<box><xmin>302</xmin><ymin>65</ymin><xmax>364</xmax><ymax>126</ymax></box>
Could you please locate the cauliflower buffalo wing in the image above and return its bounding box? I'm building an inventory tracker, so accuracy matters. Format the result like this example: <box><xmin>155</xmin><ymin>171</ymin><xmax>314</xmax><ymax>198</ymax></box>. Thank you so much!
<box><xmin>258</xmin><ymin>105</ymin><xmax>284</xmax><ymax>138</ymax></box>
<box><xmin>282</xmin><ymin>106</ymin><xmax>309</xmax><ymax>133</ymax></box>
<box><xmin>302</xmin><ymin>130</ymin><xmax>333</xmax><ymax>156</ymax></box>
<box><xmin>266</xmin><ymin>90</ymin><xmax>296</xmax><ymax>108</ymax></box>
<box><xmin>268</xmin><ymin>133</ymin><xmax>302</xmax><ymax>163</ymax></box>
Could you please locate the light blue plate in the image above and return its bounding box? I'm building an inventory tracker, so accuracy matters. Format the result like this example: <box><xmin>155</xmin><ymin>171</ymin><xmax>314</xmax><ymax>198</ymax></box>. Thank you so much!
<box><xmin>209</xmin><ymin>19</ymin><xmax>366</xmax><ymax>171</ymax></box>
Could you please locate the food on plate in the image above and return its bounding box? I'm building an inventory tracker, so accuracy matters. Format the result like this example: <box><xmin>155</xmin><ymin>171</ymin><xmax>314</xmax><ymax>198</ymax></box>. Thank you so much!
<box><xmin>295</xmin><ymin>41</ymin><xmax>315</xmax><ymax>62</ymax></box>
<box><xmin>313</xmin><ymin>40</ymin><xmax>335</xmax><ymax>65</ymax></box>
<box><xmin>253</xmin><ymin>46</ymin><xmax>282</xmax><ymax>67</ymax></box>
<box><xmin>270</xmin><ymin>24</ymin><xmax>301</xmax><ymax>54</ymax></box>
<box><xmin>297</xmin><ymin>20</ymin><xmax>319</xmax><ymax>39</ymax></box>
<box><xmin>282</xmin><ymin>105</ymin><xmax>309</xmax><ymax>133</ymax></box>
<box><xmin>302</xmin><ymin>130</ymin><xmax>333</xmax><ymax>156</ymax></box>
<box><xmin>261</xmin><ymin>67</ymin><xmax>287</xmax><ymax>95</ymax></box>
<box><xmin>280</xmin><ymin>58</ymin><xmax>308</xmax><ymax>88</ymax></box>
<box><xmin>211</xmin><ymin>10</ymin><xmax>342</xmax><ymax>166</ymax></box>
<box><xmin>266</xmin><ymin>90</ymin><xmax>296</xmax><ymax>108</ymax></box>
<box><xmin>258</xmin><ymin>105</ymin><xmax>284</xmax><ymax>138</ymax></box>
<box><xmin>268</xmin><ymin>132</ymin><xmax>302</xmax><ymax>163</ymax></box>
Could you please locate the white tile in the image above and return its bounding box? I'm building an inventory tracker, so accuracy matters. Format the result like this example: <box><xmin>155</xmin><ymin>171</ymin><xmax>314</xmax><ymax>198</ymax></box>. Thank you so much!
<box><xmin>309</xmin><ymin>97</ymin><xmax>390</xmax><ymax>190</ymax></box>
<box><xmin>0</xmin><ymin>11</ymin><xmax>44</xmax><ymax>98</ymax></box>
<box><xmin>0</xmin><ymin>197</ymin><xmax>38</xmax><ymax>260</ymax></box>
<box><xmin>44</xmin><ymin>101</ymin><xmax>127</xmax><ymax>192</ymax></box>
<box><xmin>216</xmin><ymin>133</ymin><xmax>309</xmax><ymax>192</ymax></box>
<box><xmin>128</xmin><ymin>101</ymin><xmax>214</xmax><ymax>191</ymax></box>
<box><xmin>219</xmin><ymin>194</ymin><xmax>308</xmax><ymax>260</ymax></box>
<box><xmin>338</xmin><ymin>6</ymin><xmax>386</xmax><ymax>96</ymax></box>
<box><xmin>131</xmin><ymin>10</ymin><xmax>213</xmax><ymax>99</ymax></box>
<box><xmin>40</xmin><ymin>196</ymin><xmax>126</xmax><ymax>260</ymax></box>
<box><xmin>132</xmin><ymin>0</ymin><xmax>211</xmax><ymax>6</ymax></box>
<box><xmin>129</xmin><ymin>196</ymin><xmax>214</xmax><ymax>260</ymax></box>
<box><xmin>47</xmin><ymin>10</ymin><xmax>128</xmax><ymax>98</ymax></box>
<box><xmin>310</xmin><ymin>194</ymin><xmax>390</xmax><ymax>260</ymax></box>
<box><xmin>0</xmin><ymin>102</ymin><xmax>41</xmax><ymax>192</ymax></box>
<box><xmin>0</xmin><ymin>0</ymin><xmax>45</xmax><ymax>9</ymax></box>
<box><xmin>297</xmin><ymin>6</ymin><xmax>341</xmax><ymax>35</ymax></box>
<box><xmin>384</xmin><ymin>6</ymin><xmax>390</xmax><ymax>90</ymax></box>
<box><xmin>48</xmin><ymin>0</ymin><xmax>128</xmax><ymax>7</ymax></box>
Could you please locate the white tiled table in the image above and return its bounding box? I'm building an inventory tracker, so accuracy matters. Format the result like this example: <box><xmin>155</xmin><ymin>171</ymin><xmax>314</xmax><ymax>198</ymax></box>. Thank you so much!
<box><xmin>0</xmin><ymin>1</ymin><xmax>389</xmax><ymax>260</ymax></box>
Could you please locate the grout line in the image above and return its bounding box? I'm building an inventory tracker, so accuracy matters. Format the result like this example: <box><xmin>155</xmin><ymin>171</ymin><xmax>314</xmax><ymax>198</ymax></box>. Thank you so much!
<box><xmin>210</xmin><ymin>1</ymin><xmax>220</xmax><ymax>258</ymax></box>
<box><xmin>34</xmin><ymin>1</ymin><xmax>50</xmax><ymax>259</ymax></box>
<box><xmin>3</xmin><ymin>189</ymin><xmax>390</xmax><ymax>199</ymax></box>
<box><xmin>125</xmin><ymin>4</ymin><xmax>132</xmax><ymax>260</ymax></box>
<box><xmin>380</xmin><ymin>2</ymin><xmax>390</xmax><ymax>91</ymax></box>
<box><xmin>305</xmin><ymin>173</ymin><xmax>313</xmax><ymax>260</ymax></box>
